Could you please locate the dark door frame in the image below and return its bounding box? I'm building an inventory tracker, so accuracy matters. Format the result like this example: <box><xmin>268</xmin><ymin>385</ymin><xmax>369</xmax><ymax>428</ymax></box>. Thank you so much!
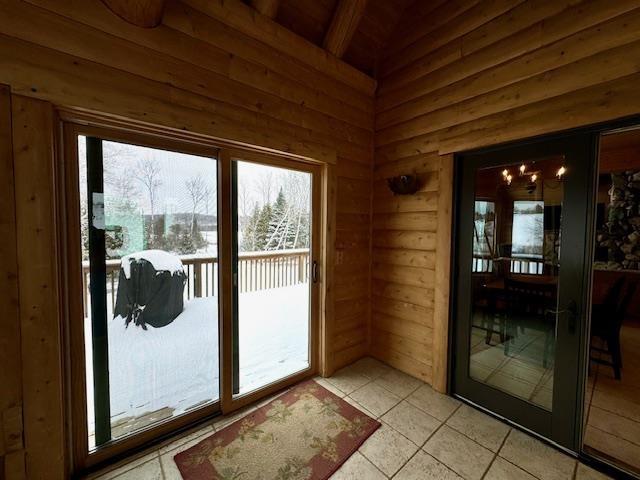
<box><xmin>449</xmin><ymin>114</ymin><xmax>640</xmax><ymax>478</ymax></box>
<box><xmin>452</xmin><ymin>133</ymin><xmax>597</xmax><ymax>450</ymax></box>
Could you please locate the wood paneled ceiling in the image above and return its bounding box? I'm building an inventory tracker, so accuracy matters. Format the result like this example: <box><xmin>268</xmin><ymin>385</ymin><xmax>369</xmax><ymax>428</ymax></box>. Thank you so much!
<box><xmin>242</xmin><ymin>0</ymin><xmax>417</xmax><ymax>77</ymax></box>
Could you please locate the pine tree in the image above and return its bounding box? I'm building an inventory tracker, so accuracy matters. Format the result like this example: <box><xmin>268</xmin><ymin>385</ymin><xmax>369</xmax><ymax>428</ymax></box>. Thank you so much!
<box><xmin>241</xmin><ymin>203</ymin><xmax>260</xmax><ymax>251</ymax></box>
<box><xmin>254</xmin><ymin>203</ymin><xmax>272</xmax><ymax>251</ymax></box>
<box><xmin>266</xmin><ymin>188</ymin><xmax>289</xmax><ymax>250</ymax></box>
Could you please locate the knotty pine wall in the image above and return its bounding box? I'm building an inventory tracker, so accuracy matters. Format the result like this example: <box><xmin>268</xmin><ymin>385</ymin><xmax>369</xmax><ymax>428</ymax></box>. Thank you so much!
<box><xmin>373</xmin><ymin>0</ymin><xmax>640</xmax><ymax>391</ymax></box>
<box><xmin>0</xmin><ymin>0</ymin><xmax>373</xmax><ymax>477</ymax></box>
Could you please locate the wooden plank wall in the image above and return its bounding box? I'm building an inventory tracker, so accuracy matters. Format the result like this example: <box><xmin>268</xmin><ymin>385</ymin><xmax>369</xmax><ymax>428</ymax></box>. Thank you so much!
<box><xmin>373</xmin><ymin>0</ymin><xmax>640</xmax><ymax>391</ymax></box>
<box><xmin>0</xmin><ymin>0</ymin><xmax>374</xmax><ymax>477</ymax></box>
<box><xmin>0</xmin><ymin>86</ymin><xmax>26</xmax><ymax>480</ymax></box>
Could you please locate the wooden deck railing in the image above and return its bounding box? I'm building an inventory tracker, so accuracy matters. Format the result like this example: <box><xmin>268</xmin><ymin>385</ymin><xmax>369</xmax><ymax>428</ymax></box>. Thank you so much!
<box><xmin>82</xmin><ymin>249</ymin><xmax>310</xmax><ymax>314</ymax></box>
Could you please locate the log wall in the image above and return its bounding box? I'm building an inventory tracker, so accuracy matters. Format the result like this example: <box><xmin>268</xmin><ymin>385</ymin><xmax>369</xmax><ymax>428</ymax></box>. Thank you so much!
<box><xmin>0</xmin><ymin>0</ymin><xmax>374</xmax><ymax>477</ymax></box>
<box><xmin>373</xmin><ymin>0</ymin><xmax>640</xmax><ymax>391</ymax></box>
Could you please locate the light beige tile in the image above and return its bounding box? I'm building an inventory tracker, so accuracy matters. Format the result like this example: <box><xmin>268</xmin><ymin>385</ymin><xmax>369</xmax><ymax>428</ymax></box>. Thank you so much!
<box><xmin>446</xmin><ymin>404</ymin><xmax>510</xmax><ymax>452</ymax></box>
<box><xmin>587</xmin><ymin>405</ymin><xmax>640</xmax><ymax>446</ymax></box>
<box><xmin>382</xmin><ymin>401</ymin><xmax>441</xmax><ymax>446</ymax></box>
<box><xmin>484</xmin><ymin>457</ymin><xmax>537</xmax><ymax>480</ymax></box>
<box><xmin>315</xmin><ymin>376</ymin><xmax>347</xmax><ymax>397</ymax></box>
<box><xmin>591</xmin><ymin>388</ymin><xmax>640</xmax><ymax>423</ymax></box>
<box><xmin>423</xmin><ymin>425</ymin><xmax>494</xmax><ymax>480</ymax></box>
<box><xmin>91</xmin><ymin>451</ymin><xmax>159</xmax><ymax>479</ymax></box>
<box><xmin>350</xmin><ymin>382</ymin><xmax>401</xmax><ymax>417</ymax></box>
<box><xmin>394</xmin><ymin>450</ymin><xmax>464</xmax><ymax>480</ymax></box>
<box><xmin>160</xmin><ymin>450</ymin><xmax>183</xmax><ymax>480</ymax></box>
<box><xmin>329</xmin><ymin>451</ymin><xmax>386</xmax><ymax>480</ymax></box>
<box><xmin>406</xmin><ymin>384</ymin><xmax>460</xmax><ymax>421</ymax></box>
<box><xmin>347</xmin><ymin>357</ymin><xmax>392</xmax><ymax>380</ymax></box>
<box><xmin>327</xmin><ymin>367</ymin><xmax>371</xmax><ymax>395</ymax></box>
<box><xmin>375</xmin><ymin>369</ymin><xmax>423</xmax><ymax>398</ymax></box>
<box><xmin>486</xmin><ymin>370</ymin><xmax>536</xmax><ymax>402</ymax></box>
<box><xmin>359</xmin><ymin>423</ymin><xmax>418</xmax><ymax>476</ymax></box>
<box><xmin>499</xmin><ymin>429</ymin><xmax>575</xmax><ymax>480</ymax></box>
<box><xmin>343</xmin><ymin>395</ymin><xmax>377</xmax><ymax>418</ymax></box>
<box><xmin>575</xmin><ymin>463</ymin><xmax>613</xmax><ymax>480</ymax></box>
<box><xmin>111</xmin><ymin>458</ymin><xmax>163</xmax><ymax>480</ymax></box>
<box><xmin>157</xmin><ymin>425</ymin><xmax>215</xmax><ymax>455</ymax></box>
<box><xmin>583</xmin><ymin>425</ymin><xmax>640</xmax><ymax>473</ymax></box>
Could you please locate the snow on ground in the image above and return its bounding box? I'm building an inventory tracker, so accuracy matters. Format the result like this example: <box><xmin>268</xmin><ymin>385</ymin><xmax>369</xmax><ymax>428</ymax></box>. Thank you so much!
<box><xmin>85</xmin><ymin>283</ymin><xmax>309</xmax><ymax>441</ymax></box>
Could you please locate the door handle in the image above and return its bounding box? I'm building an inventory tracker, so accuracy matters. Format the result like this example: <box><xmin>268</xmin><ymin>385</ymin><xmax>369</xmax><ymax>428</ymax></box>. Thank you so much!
<box><xmin>546</xmin><ymin>300</ymin><xmax>578</xmax><ymax>334</ymax></box>
<box><xmin>312</xmin><ymin>261</ymin><xmax>319</xmax><ymax>283</ymax></box>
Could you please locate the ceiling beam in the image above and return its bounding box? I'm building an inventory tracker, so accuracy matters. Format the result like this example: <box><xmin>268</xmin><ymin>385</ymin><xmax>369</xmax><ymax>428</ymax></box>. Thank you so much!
<box><xmin>182</xmin><ymin>0</ymin><xmax>376</xmax><ymax>94</ymax></box>
<box><xmin>323</xmin><ymin>0</ymin><xmax>368</xmax><ymax>58</ymax></box>
<box><xmin>250</xmin><ymin>0</ymin><xmax>279</xmax><ymax>19</ymax></box>
<box><xmin>100</xmin><ymin>0</ymin><xmax>166</xmax><ymax>27</ymax></box>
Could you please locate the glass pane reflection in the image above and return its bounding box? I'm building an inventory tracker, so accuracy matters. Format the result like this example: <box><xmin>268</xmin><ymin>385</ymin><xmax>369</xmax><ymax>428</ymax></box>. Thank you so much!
<box><xmin>469</xmin><ymin>157</ymin><xmax>565</xmax><ymax>410</ymax></box>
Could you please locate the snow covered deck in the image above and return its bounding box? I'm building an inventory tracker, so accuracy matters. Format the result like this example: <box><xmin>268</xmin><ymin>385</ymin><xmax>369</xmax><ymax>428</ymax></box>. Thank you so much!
<box><xmin>85</xmin><ymin>283</ymin><xmax>310</xmax><ymax>446</ymax></box>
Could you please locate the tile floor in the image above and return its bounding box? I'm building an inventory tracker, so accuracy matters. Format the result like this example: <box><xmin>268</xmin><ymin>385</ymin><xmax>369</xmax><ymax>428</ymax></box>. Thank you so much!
<box><xmin>87</xmin><ymin>357</ymin><xmax>612</xmax><ymax>480</ymax></box>
<box><xmin>469</xmin><ymin>316</ymin><xmax>554</xmax><ymax>411</ymax></box>
<box><xmin>584</xmin><ymin>321</ymin><xmax>640</xmax><ymax>475</ymax></box>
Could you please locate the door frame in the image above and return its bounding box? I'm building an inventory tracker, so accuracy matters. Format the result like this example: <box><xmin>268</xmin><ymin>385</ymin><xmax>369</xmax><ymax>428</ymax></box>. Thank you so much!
<box><xmin>449</xmin><ymin>114</ymin><xmax>640</xmax><ymax>460</ymax></box>
<box><xmin>452</xmin><ymin>132</ymin><xmax>597</xmax><ymax>450</ymax></box>
<box><xmin>220</xmin><ymin>148</ymin><xmax>322</xmax><ymax>414</ymax></box>
<box><xmin>57</xmin><ymin>114</ymin><xmax>327</xmax><ymax>474</ymax></box>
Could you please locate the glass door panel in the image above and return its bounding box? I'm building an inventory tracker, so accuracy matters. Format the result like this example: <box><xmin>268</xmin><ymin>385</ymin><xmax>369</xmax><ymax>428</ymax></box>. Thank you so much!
<box><xmin>453</xmin><ymin>135</ymin><xmax>595</xmax><ymax>450</ymax></box>
<box><xmin>79</xmin><ymin>136</ymin><xmax>220</xmax><ymax>449</ymax></box>
<box><xmin>232</xmin><ymin>160</ymin><xmax>313</xmax><ymax>396</ymax></box>
<box><xmin>469</xmin><ymin>158</ymin><xmax>563</xmax><ymax>410</ymax></box>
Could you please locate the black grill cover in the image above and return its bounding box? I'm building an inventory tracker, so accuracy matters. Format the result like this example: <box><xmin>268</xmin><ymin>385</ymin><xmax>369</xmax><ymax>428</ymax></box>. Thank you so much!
<box><xmin>114</xmin><ymin>257</ymin><xmax>186</xmax><ymax>329</ymax></box>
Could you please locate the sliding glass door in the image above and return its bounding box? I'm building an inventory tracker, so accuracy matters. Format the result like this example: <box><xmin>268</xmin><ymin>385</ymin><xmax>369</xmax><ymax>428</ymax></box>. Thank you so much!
<box><xmin>78</xmin><ymin>134</ymin><xmax>221</xmax><ymax>451</ymax></box>
<box><xmin>66</xmin><ymin>125</ymin><xmax>322</xmax><ymax>471</ymax></box>
<box><xmin>229</xmin><ymin>155</ymin><xmax>319</xmax><ymax>399</ymax></box>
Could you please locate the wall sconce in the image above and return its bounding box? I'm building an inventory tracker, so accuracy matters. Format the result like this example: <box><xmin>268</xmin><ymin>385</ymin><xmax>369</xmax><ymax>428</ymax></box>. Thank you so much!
<box><xmin>519</xmin><ymin>164</ymin><xmax>526</xmax><ymax>176</ymax></box>
<box><xmin>387</xmin><ymin>174</ymin><xmax>420</xmax><ymax>195</ymax></box>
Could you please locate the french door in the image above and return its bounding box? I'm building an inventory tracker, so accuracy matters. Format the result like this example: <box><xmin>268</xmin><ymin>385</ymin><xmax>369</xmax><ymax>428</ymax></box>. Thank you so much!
<box><xmin>65</xmin><ymin>123</ymin><xmax>320</xmax><ymax>471</ymax></box>
<box><xmin>452</xmin><ymin>134</ymin><xmax>596</xmax><ymax>450</ymax></box>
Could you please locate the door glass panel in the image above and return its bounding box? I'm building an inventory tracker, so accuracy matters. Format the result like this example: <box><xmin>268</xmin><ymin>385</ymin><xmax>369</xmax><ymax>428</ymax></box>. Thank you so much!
<box><xmin>79</xmin><ymin>136</ymin><xmax>219</xmax><ymax>449</ymax></box>
<box><xmin>583</xmin><ymin>129</ymin><xmax>640</xmax><ymax>476</ymax></box>
<box><xmin>469</xmin><ymin>156</ymin><xmax>565</xmax><ymax>410</ymax></box>
<box><xmin>234</xmin><ymin>161</ymin><xmax>312</xmax><ymax>396</ymax></box>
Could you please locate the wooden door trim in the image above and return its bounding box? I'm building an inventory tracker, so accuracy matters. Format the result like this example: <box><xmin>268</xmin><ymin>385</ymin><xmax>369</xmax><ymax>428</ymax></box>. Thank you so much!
<box><xmin>222</xmin><ymin>152</ymin><xmax>324</xmax><ymax>414</ymax></box>
<box><xmin>57</xmin><ymin>114</ymin><xmax>330</xmax><ymax>473</ymax></box>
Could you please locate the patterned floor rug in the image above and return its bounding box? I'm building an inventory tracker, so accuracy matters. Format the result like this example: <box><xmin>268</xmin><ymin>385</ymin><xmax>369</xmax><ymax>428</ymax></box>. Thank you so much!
<box><xmin>174</xmin><ymin>379</ymin><xmax>380</xmax><ymax>479</ymax></box>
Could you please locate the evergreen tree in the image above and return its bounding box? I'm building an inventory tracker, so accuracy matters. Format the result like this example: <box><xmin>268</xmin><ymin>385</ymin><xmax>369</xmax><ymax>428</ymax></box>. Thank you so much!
<box><xmin>266</xmin><ymin>188</ymin><xmax>289</xmax><ymax>250</ymax></box>
<box><xmin>254</xmin><ymin>203</ymin><xmax>272</xmax><ymax>251</ymax></box>
<box><xmin>241</xmin><ymin>203</ymin><xmax>260</xmax><ymax>251</ymax></box>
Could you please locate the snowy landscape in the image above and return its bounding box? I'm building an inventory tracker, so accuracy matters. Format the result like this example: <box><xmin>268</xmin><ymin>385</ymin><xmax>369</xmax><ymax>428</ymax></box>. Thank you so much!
<box><xmin>85</xmin><ymin>282</ymin><xmax>310</xmax><ymax>446</ymax></box>
<box><xmin>78</xmin><ymin>138</ymin><xmax>314</xmax><ymax>446</ymax></box>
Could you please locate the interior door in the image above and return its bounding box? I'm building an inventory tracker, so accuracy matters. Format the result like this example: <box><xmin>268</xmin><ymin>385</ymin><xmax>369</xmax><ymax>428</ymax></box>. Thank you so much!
<box><xmin>452</xmin><ymin>134</ymin><xmax>596</xmax><ymax>450</ymax></box>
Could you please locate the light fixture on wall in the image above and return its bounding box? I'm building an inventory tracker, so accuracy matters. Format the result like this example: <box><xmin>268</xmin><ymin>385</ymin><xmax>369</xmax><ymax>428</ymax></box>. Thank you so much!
<box><xmin>387</xmin><ymin>174</ymin><xmax>420</xmax><ymax>195</ymax></box>
<box><xmin>519</xmin><ymin>164</ymin><xmax>526</xmax><ymax>176</ymax></box>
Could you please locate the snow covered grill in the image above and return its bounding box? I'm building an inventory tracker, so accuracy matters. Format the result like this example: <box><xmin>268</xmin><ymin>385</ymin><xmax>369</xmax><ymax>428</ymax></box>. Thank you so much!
<box><xmin>81</xmin><ymin>249</ymin><xmax>310</xmax><ymax>317</ymax></box>
<box><xmin>114</xmin><ymin>250</ymin><xmax>187</xmax><ymax>329</ymax></box>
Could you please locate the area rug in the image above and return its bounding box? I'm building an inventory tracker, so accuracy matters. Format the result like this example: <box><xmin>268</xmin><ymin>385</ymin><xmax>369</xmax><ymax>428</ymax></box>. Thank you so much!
<box><xmin>174</xmin><ymin>379</ymin><xmax>380</xmax><ymax>479</ymax></box>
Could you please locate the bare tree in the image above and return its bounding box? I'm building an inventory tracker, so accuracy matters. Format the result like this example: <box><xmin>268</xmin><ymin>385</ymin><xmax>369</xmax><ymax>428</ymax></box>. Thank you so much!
<box><xmin>185</xmin><ymin>176</ymin><xmax>207</xmax><ymax>234</ymax></box>
<box><xmin>256</xmin><ymin>170</ymin><xmax>275</xmax><ymax>205</ymax></box>
<box><xmin>136</xmin><ymin>155</ymin><xmax>162</xmax><ymax>242</ymax></box>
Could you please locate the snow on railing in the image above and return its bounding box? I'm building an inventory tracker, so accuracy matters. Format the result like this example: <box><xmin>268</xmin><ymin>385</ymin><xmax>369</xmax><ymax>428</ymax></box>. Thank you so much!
<box><xmin>81</xmin><ymin>249</ymin><xmax>310</xmax><ymax>315</ymax></box>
